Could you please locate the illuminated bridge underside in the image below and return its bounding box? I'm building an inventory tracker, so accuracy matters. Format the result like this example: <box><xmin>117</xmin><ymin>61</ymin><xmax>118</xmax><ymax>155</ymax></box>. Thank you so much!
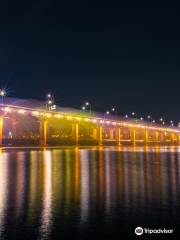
<box><xmin>0</xmin><ymin>100</ymin><xmax>180</xmax><ymax>146</ymax></box>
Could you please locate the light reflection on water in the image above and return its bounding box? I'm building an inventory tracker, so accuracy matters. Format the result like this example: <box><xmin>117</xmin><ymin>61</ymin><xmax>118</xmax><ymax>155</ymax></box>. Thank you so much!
<box><xmin>0</xmin><ymin>146</ymin><xmax>180</xmax><ymax>239</ymax></box>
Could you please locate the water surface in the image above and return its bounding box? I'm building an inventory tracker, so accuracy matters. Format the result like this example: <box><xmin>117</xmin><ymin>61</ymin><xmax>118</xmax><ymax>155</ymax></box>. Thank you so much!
<box><xmin>0</xmin><ymin>146</ymin><xmax>180</xmax><ymax>239</ymax></box>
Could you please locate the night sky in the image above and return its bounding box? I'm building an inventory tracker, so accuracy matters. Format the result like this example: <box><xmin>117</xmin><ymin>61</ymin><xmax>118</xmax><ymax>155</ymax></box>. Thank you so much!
<box><xmin>0</xmin><ymin>1</ymin><xmax>179</xmax><ymax>122</ymax></box>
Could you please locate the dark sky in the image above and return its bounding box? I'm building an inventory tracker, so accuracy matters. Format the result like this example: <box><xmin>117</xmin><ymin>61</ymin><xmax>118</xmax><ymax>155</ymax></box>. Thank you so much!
<box><xmin>0</xmin><ymin>1</ymin><xmax>179</xmax><ymax>122</ymax></box>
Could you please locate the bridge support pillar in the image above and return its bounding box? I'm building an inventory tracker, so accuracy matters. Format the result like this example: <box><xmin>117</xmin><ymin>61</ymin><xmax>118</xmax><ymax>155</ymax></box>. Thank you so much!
<box><xmin>99</xmin><ymin>126</ymin><xmax>103</xmax><ymax>145</ymax></box>
<box><xmin>171</xmin><ymin>133</ymin><xmax>175</xmax><ymax>144</ymax></box>
<box><xmin>75</xmin><ymin>123</ymin><xmax>79</xmax><ymax>145</ymax></box>
<box><xmin>12</xmin><ymin>120</ymin><xmax>17</xmax><ymax>139</ymax></box>
<box><xmin>155</xmin><ymin>131</ymin><xmax>159</xmax><ymax>143</ymax></box>
<box><xmin>131</xmin><ymin>129</ymin><xmax>136</xmax><ymax>145</ymax></box>
<box><xmin>109</xmin><ymin>128</ymin><xmax>114</xmax><ymax>140</ymax></box>
<box><xmin>92</xmin><ymin>128</ymin><xmax>97</xmax><ymax>139</ymax></box>
<box><xmin>40</xmin><ymin>119</ymin><xmax>48</xmax><ymax>147</ymax></box>
<box><xmin>159</xmin><ymin>132</ymin><xmax>162</xmax><ymax>143</ymax></box>
<box><xmin>117</xmin><ymin>128</ymin><xmax>121</xmax><ymax>145</ymax></box>
<box><xmin>145</xmin><ymin>131</ymin><xmax>148</xmax><ymax>144</ymax></box>
<box><xmin>0</xmin><ymin>116</ymin><xmax>3</xmax><ymax>146</ymax></box>
<box><xmin>164</xmin><ymin>132</ymin><xmax>167</xmax><ymax>144</ymax></box>
<box><xmin>43</xmin><ymin>119</ymin><xmax>47</xmax><ymax>147</ymax></box>
<box><xmin>72</xmin><ymin>123</ymin><xmax>79</xmax><ymax>145</ymax></box>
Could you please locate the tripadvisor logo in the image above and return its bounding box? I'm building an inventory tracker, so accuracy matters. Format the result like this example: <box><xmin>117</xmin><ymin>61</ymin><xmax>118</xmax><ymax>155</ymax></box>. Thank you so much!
<box><xmin>135</xmin><ymin>227</ymin><xmax>174</xmax><ymax>235</ymax></box>
<box><xmin>135</xmin><ymin>227</ymin><xmax>143</xmax><ymax>235</ymax></box>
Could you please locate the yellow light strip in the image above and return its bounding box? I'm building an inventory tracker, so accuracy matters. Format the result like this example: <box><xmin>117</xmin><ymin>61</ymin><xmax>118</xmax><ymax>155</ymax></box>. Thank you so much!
<box><xmin>54</xmin><ymin>114</ymin><xmax>63</xmax><ymax>118</ymax></box>
<box><xmin>2</xmin><ymin>104</ymin><xmax>180</xmax><ymax>134</ymax></box>
<box><xmin>67</xmin><ymin>116</ymin><xmax>72</xmax><ymax>120</ymax></box>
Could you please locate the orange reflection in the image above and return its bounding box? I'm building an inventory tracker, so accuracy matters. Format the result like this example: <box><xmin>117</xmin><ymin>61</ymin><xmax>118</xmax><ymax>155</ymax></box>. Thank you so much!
<box><xmin>39</xmin><ymin>150</ymin><xmax>52</xmax><ymax>239</ymax></box>
<box><xmin>0</xmin><ymin>151</ymin><xmax>8</xmax><ymax>238</ymax></box>
<box><xmin>14</xmin><ymin>152</ymin><xmax>26</xmax><ymax>219</ymax></box>
<box><xmin>80</xmin><ymin>150</ymin><xmax>90</xmax><ymax>223</ymax></box>
<box><xmin>74</xmin><ymin>147</ymin><xmax>80</xmax><ymax>203</ymax></box>
<box><xmin>28</xmin><ymin>151</ymin><xmax>39</xmax><ymax>222</ymax></box>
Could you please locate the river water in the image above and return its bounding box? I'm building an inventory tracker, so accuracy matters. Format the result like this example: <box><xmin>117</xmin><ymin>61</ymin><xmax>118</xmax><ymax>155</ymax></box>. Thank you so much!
<box><xmin>0</xmin><ymin>146</ymin><xmax>180</xmax><ymax>239</ymax></box>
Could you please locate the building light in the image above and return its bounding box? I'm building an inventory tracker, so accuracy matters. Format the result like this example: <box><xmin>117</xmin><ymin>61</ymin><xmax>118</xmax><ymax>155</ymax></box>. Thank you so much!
<box><xmin>4</xmin><ymin>107</ymin><xmax>11</xmax><ymax>112</ymax></box>
<box><xmin>18</xmin><ymin>109</ymin><xmax>26</xmax><ymax>114</ymax></box>
<box><xmin>67</xmin><ymin>116</ymin><xmax>72</xmax><ymax>120</ymax></box>
<box><xmin>84</xmin><ymin>118</ymin><xmax>90</xmax><ymax>122</ymax></box>
<box><xmin>32</xmin><ymin>111</ymin><xmax>39</xmax><ymax>116</ymax></box>
<box><xmin>55</xmin><ymin>114</ymin><xmax>62</xmax><ymax>118</ymax></box>
<box><xmin>45</xmin><ymin>113</ymin><xmax>51</xmax><ymax>118</ymax></box>
<box><xmin>76</xmin><ymin>117</ymin><xmax>81</xmax><ymax>121</ymax></box>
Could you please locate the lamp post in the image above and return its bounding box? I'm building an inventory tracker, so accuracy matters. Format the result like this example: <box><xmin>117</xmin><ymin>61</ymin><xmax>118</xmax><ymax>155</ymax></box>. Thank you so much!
<box><xmin>46</xmin><ymin>93</ymin><xmax>54</xmax><ymax>111</ymax></box>
<box><xmin>111</xmin><ymin>107</ymin><xmax>117</xmax><ymax>115</ymax></box>
<box><xmin>47</xmin><ymin>93</ymin><xmax>51</xmax><ymax>99</ymax></box>
<box><xmin>160</xmin><ymin>118</ymin><xmax>163</xmax><ymax>123</ymax></box>
<box><xmin>81</xmin><ymin>102</ymin><xmax>92</xmax><ymax>114</ymax></box>
<box><xmin>170</xmin><ymin>120</ymin><xmax>174</xmax><ymax>127</ymax></box>
<box><xmin>0</xmin><ymin>89</ymin><xmax>5</xmax><ymax>146</ymax></box>
<box><xmin>47</xmin><ymin>100</ymin><xmax>53</xmax><ymax>110</ymax></box>
<box><xmin>104</xmin><ymin>111</ymin><xmax>110</xmax><ymax>120</ymax></box>
<box><xmin>159</xmin><ymin>118</ymin><xmax>166</xmax><ymax>126</ymax></box>
<box><xmin>131</xmin><ymin>112</ymin><xmax>137</xmax><ymax>121</ymax></box>
<box><xmin>85</xmin><ymin>102</ymin><xmax>92</xmax><ymax>114</ymax></box>
<box><xmin>147</xmin><ymin>115</ymin><xmax>152</xmax><ymax>121</ymax></box>
<box><xmin>0</xmin><ymin>89</ymin><xmax>6</xmax><ymax>105</ymax></box>
<box><xmin>147</xmin><ymin>115</ymin><xmax>153</xmax><ymax>125</ymax></box>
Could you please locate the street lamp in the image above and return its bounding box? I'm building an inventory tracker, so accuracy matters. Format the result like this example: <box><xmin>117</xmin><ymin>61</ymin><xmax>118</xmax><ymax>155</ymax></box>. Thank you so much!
<box><xmin>82</xmin><ymin>106</ymin><xmax>86</xmax><ymax>111</ymax></box>
<box><xmin>159</xmin><ymin>118</ymin><xmax>166</xmax><ymax>125</ymax></box>
<box><xmin>47</xmin><ymin>100</ymin><xmax>53</xmax><ymax>110</ymax></box>
<box><xmin>170</xmin><ymin>120</ymin><xmax>174</xmax><ymax>127</ymax></box>
<box><xmin>147</xmin><ymin>115</ymin><xmax>153</xmax><ymax>124</ymax></box>
<box><xmin>47</xmin><ymin>93</ymin><xmax>52</xmax><ymax>99</ymax></box>
<box><xmin>103</xmin><ymin>111</ymin><xmax>110</xmax><ymax>121</ymax></box>
<box><xmin>0</xmin><ymin>89</ymin><xmax>6</xmax><ymax>105</ymax></box>
<box><xmin>46</xmin><ymin>93</ymin><xmax>54</xmax><ymax>111</ymax></box>
<box><xmin>131</xmin><ymin>112</ymin><xmax>137</xmax><ymax>121</ymax></box>
<box><xmin>140</xmin><ymin>117</ymin><xmax>144</xmax><ymax>121</ymax></box>
<box><xmin>85</xmin><ymin>102</ymin><xmax>92</xmax><ymax>114</ymax></box>
<box><xmin>48</xmin><ymin>99</ymin><xmax>53</xmax><ymax>104</ymax></box>
<box><xmin>124</xmin><ymin>114</ymin><xmax>128</xmax><ymax>119</ymax></box>
<box><xmin>111</xmin><ymin>107</ymin><xmax>118</xmax><ymax>114</ymax></box>
<box><xmin>0</xmin><ymin>90</ymin><xmax>6</xmax><ymax>97</ymax></box>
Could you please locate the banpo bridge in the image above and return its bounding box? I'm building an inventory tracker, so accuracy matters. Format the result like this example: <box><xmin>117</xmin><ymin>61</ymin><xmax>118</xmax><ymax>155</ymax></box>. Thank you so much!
<box><xmin>0</xmin><ymin>97</ymin><xmax>180</xmax><ymax>146</ymax></box>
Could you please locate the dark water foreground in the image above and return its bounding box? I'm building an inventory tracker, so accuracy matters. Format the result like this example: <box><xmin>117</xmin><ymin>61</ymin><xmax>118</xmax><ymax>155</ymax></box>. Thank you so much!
<box><xmin>0</xmin><ymin>146</ymin><xmax>180</xmax><ymax>239</ymax></box>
